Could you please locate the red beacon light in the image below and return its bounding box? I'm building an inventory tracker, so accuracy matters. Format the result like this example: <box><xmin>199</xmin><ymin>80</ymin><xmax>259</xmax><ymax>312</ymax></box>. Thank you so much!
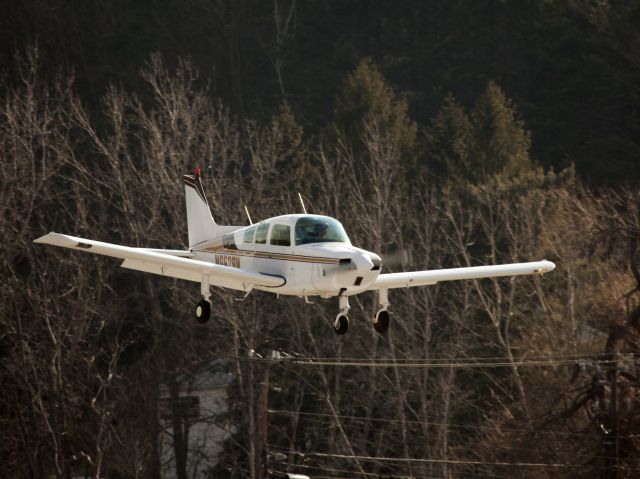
<box><xmin>195</xmin><ymin>167</ymin><xmax>201</xmax><ymax>177</ymax></box>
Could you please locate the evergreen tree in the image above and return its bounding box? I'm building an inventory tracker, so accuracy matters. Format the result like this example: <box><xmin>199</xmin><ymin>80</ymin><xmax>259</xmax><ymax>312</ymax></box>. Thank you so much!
<box><xmin>332</xmin><ymin>58</ymin><xmax>416</xmax><ymax>159</ymax></box>
<box><xmin>470</xmin><ymin>81</ymin><xmax>533</xmax><ymax>180</ymax></box>
<box><xmin>423</xmin><ymin>93</ymin><xmax>474</xmax><ymax>178</ymax></box>
<box><xmin>425</xmin><ymin>82</ymin><xmax>534</xmax><ymax>182</ymax></box>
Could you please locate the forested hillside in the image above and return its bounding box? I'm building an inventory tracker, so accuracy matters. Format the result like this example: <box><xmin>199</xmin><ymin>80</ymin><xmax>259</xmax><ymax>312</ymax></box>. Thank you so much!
<box><xmin>1</xmin><ymin>2</ymin><xmax>640</xmax><ymax>478</ymax></box>
<box><xmin>1</xmin><ymin>0</ymin><xmax>639</xmax><ymax>183</ymax></box>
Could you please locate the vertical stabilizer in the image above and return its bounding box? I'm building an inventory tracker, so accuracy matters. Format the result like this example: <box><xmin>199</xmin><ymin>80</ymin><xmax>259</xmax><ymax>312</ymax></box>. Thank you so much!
<box><xmin>183</xmin><ymin>171</ymin><xmax>239</xmax><ymax>248</ymax></box>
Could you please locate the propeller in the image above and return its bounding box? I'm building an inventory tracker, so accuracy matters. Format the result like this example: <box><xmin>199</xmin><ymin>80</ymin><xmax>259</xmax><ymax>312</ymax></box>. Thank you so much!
<box><xmin>381</xmin><ymin>248</ymin><xmax>413</xmax><ymax>269</ymax></box>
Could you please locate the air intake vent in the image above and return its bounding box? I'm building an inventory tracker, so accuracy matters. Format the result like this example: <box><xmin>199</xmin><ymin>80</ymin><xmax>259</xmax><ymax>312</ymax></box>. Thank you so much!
<box><xmin>370</xmin><ymin>257</ymin><xmax>382</xmax><ymax>270</ymax></box>
<box><xmin>354</xmin><ymin>276</ymin><xmax>363</xmax><ymax>286</ymax></box>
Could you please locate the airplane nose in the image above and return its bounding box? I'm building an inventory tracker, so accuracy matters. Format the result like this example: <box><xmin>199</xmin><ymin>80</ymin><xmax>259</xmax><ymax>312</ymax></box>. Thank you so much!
<box><xmin>353</xmin><ymin>252</ymin><xmax>374</xmax><ymax>271</ymax></box>
<box><xmin>353</xmin><ymin>252</ymin><xmax>382</xmax><ymax>272</ymax></box>
<box><xmin>369</xmin><ymin>253</ymin><xmax>382</xmax><ymax>270</ymax></box>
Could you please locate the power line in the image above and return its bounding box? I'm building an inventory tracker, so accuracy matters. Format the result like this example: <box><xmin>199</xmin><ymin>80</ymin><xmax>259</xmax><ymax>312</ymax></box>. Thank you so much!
<box><xmin>244</xmin><ymin>351</ymin><xmax>616</xmax><ymax>363</ymax></box>
<box><xmin>265</xmin><ymin>352</ymin><xmax>615</xmax><ymax>362</ymax></box>
<box><xmin>276</xmin><ymin>358</ymin><xmax>617</xmax><ymax>369</ymax></box>
<box><xmin>267</xmin><ymin>409</ymin><xmax>636</xmax><ymax>439</ymax></box>
<box><xmin>277</xmin><ymin>449</ymin><xmax>595</xmax><ymax>469</ymax></box>
<box><xmin>269</xmin><ymin>461</ymin><xmax>448</xmax><ymax>479</ymax></box>
<box><xmin>267</xmin><ymin>427</ymin><xmax>621</xmax><ymax>466</ymax></box>
<box><xmin>238</xmin><ymin>351</ymin><xmax>625</xmax><ymax>369</ymax></box>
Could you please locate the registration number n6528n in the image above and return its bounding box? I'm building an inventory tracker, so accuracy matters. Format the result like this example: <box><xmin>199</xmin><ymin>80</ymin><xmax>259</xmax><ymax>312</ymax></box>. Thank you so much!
<box><xmin>215</xmin><ymin>254</ymin><xmax>240</xmax><ymax>268</ymax></box>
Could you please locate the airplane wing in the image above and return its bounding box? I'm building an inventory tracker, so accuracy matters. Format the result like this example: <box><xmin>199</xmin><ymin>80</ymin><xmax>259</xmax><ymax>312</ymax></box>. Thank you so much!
<box><xmin>33</xmin><ymin>232</ymin><xmax>285</xmax><ymax>288</ymax></box>
<box><xmin>371</xmin><ymin>260</ymin><xmax>555</xmax><ymax>290</ymax></box>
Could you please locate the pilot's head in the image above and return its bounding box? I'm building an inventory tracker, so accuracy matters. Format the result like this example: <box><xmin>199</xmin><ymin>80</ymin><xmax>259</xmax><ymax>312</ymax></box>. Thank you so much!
<box><xmin>314</xmin><ymin>223</ymin><xmax>328</xmax><ymax>237</ymax></box>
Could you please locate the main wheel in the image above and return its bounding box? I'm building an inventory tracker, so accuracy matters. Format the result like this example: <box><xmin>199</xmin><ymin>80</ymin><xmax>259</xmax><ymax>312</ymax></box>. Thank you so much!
<box><xmin>333</xmin><ymin>314</ymin><xmax>349</xmax><ymax>335</ymax></box>
<box><xmin>195</xmin><ymin>300</ymin><xmax>211</xmax><ymax>324</ymax></box>
<box><xmin>373</xmin><ymin>310</ymin><xmax>390</xmax><ymax>334</ymax></box>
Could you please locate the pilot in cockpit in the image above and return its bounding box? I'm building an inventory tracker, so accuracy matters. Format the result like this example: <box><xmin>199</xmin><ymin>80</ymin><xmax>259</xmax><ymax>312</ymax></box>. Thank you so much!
<box><xmin>311</xmin><ymin>222</ymin><xmax>328</xmax><ymax>239</ymax></box>
<box><xmin>295</xmin><ymin>216</ymin><xmax>350</xmax><ymax>245</ymax></box>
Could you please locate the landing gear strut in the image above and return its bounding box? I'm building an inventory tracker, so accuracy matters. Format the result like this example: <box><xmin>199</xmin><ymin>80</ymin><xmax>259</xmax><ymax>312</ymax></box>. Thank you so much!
<box><xmin>196</xmin><ymin>276</ymin><xmax>212</xmax><ymax>323</ymax></box>
<box><xmin>333</xmin><ymin>294</ymin><xmax>350</xmax><ymax>335</ymax></box>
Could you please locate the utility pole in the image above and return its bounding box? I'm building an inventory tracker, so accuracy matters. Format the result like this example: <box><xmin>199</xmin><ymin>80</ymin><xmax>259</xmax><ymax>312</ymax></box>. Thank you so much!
<box><xmin>251</xmin><ymin>350</ymin><xmax>281</xmax><ymax>479</ymax></box>
<box><xmin>602</xmin><ymin>355</ymin><xmax>618</xmax><ymax>479</ymax></box>
<box><xmin>256</xmin><ymin>361</ymin><xmax>270</xmax><ymax>479</ymax></box>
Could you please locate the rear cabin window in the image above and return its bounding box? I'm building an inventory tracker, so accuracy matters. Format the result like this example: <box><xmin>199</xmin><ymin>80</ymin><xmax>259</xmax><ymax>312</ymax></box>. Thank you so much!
<box><xmin>243</xmin><ymin>226</ymin><xmax>256</xmax><ymax>244</ymax></box>
<box><xmin>222</xmin><ymin>233</ymin><xmax>237</xmax><ymax>250</ymax></box>
<box><xmin>255</xmin><ymin>223</ymin><xmax>270</xmax><ymax>244</ymax></box>
<box><xmin>270</xmin><ymin>224</ymin><xmax>291</xmax><ymax>246</ymax></box>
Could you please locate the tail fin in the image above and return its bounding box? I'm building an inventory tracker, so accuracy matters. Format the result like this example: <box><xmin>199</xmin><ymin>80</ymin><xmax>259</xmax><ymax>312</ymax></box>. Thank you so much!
<box><xmin>183</xmin><ymin>171</ymin><xmax>239</xmax><ymax>248</ymax></box>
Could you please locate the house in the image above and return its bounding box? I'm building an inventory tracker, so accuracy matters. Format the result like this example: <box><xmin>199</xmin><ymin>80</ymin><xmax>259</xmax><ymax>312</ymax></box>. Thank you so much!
<box><xmin>158</xmin><ymin>359</ymin><xmax>234</xmax><ymax>478</ymax></box>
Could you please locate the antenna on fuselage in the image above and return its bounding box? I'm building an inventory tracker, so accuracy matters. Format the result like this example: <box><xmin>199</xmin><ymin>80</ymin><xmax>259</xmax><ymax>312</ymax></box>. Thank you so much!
<box><xmin>244</xmin><ymin>205</ymin><xmax>253</xmax><ymax>225</ymax></box>
<box><xmin>297</xmin><ymin>192</ymin><xmax>308</xmax><ymax>214</ymax></box>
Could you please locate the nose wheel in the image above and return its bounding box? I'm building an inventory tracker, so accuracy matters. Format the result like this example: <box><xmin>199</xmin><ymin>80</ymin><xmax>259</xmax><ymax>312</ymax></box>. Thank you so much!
<box><xmin>333</xmin><ymin>293</ymin><xmax>350</xmax><ymax>335</ymax></box>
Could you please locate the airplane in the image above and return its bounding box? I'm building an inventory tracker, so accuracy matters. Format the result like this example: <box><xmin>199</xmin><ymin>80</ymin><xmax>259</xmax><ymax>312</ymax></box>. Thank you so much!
<box><xmin>34</xmin><ymin>169</ymin><xmax>556</xmax><ymax>335</ymax></box>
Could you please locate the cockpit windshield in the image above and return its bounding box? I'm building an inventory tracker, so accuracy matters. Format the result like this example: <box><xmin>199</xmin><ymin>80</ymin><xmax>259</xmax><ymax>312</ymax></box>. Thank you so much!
<box><xmin>295</xmin><ymin>216</ymin><xmax>350</xmax><ymax>245</ymax></box>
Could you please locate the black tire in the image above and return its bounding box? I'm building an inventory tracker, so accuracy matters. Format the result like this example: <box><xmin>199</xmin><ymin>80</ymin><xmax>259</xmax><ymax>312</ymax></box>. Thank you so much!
<box><xmin>333</xmin><ymin>314</ymin><xmax>349</xmax><ymax>335</ymax></box>
<box><xmin>374</xmin><ymin>310</ymin><xmax>390</xmax><ymax>334</ymax></box>
<box><xmin>195</xmin><ymin>300</ymin><xmax>211</xmax><ymax>324</ymax></box>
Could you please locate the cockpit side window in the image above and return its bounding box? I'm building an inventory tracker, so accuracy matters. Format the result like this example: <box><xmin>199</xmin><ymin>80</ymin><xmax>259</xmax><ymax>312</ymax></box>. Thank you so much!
<box><xmin>295</xmin><ymin>217</ymin><xmax>350</xmax><ymax>245</ymax></box>
<box><xmin>243</xmin><ymin>226</ymin><xmax>257</xmax><ymax>244</ymax></box>
<box><xmin>270</xmin><ymin>224</ymin><xmax>291</xmax><ymax>246</ymax></box>
<box><xmin>255</xmin><ymin>223</ymin><xmax>270</xmax><ymax>245</ymax></box>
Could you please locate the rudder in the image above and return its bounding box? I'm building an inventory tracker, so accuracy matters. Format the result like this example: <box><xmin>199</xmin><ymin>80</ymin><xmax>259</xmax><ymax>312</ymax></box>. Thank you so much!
<box><xmin>183</xmin><ymin>171</ymin><xmax>238</xmax><ymax>248</ymax></box>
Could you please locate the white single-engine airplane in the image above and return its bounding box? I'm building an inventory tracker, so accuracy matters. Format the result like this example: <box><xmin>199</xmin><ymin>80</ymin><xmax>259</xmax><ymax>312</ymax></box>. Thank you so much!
<box><xmin>35</xmin><ymin>170</ymin><xmax>555</xmax><ymax>335</ymax></box>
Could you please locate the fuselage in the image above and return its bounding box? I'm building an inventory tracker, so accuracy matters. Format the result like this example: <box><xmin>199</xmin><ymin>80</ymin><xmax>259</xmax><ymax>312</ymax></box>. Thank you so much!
<box><xmin>191</xmin><ymin>214</ymin><xmax>382</xmax><ymax>297</ymax></box>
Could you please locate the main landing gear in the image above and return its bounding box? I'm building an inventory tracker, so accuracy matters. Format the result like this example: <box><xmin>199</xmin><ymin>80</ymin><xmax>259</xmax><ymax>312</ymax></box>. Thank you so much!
<box><xmin>373</xmin><ymin>309</ymin><xmax>390</xmax><ymax>334</ymax></box>
<box><xmin>373</xmin><ymin>288</ymin><xmax>390</xmax><ymax>334</ymax></box>
<box><xmin>195</xmin><ymin>300</ymin><xmax>211</xmax><ymax>323</ymax></box>
<box><xmin>195</xmin><ymin>277</ymin><xmax>212</xmax><ymax>324</ymax></box>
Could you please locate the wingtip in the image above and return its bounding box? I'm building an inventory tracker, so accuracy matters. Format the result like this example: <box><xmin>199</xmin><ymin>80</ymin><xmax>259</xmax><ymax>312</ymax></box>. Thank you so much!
<box><xmin>33</xmin><ymin>232</ymin><xmax>78</xmax><ymax>248</ymax></box>
<box><xmin>532</xmin><ymin>260</ymin><xmax>556</xmax><ymax>274</ymax></box>
<box><xmin>33</xmin><ymin>232</ymin><xmax>56</xmax><ymax>243</ymax></box>
<box><xmin>533</xmin><ymin>259</ymin><xmax>555</xmax><ymax>274</ymax></box>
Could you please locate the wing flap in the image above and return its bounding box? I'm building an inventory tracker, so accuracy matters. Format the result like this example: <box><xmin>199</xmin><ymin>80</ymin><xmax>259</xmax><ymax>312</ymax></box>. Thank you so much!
<box><xmin>372</xmin><ymin>260</ymin><xmax>555</xmax><ymax>290</ymax></box>
<box><xmin>121</xmin><ymin>259</ymin><xmax>203</xmax><ymax>283</ymax></box>
<box><xmin>34</xmin><ymin>232</ymin><xmax>285</xmax><ymax>288</ymax></box>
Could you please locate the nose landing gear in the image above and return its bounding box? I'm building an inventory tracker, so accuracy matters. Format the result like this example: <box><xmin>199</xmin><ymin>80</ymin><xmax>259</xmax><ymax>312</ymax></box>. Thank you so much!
<box><xmin>333</xmin><ymin>314</ymin><xmax>349</xmax><ymax>335</ymax></box>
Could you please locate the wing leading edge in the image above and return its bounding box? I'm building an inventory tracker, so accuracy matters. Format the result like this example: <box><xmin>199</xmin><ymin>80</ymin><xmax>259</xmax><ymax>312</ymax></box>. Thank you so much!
<box><xmin>371</xmin><ymin>260</ymin><xmax>555</xmax><ymax>290</ymax></box>
<box><xmin>33</xmin><ymin>232</ymin><xmax>285</xmax><ymax>288</ymax></box>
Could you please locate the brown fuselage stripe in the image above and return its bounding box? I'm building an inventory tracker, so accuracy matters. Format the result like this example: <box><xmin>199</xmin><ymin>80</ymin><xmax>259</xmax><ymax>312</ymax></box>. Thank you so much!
<box><xmin>195</xmin><ymin>246</ymin><xmax>342</xmax><ymax>265</ymax></box>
